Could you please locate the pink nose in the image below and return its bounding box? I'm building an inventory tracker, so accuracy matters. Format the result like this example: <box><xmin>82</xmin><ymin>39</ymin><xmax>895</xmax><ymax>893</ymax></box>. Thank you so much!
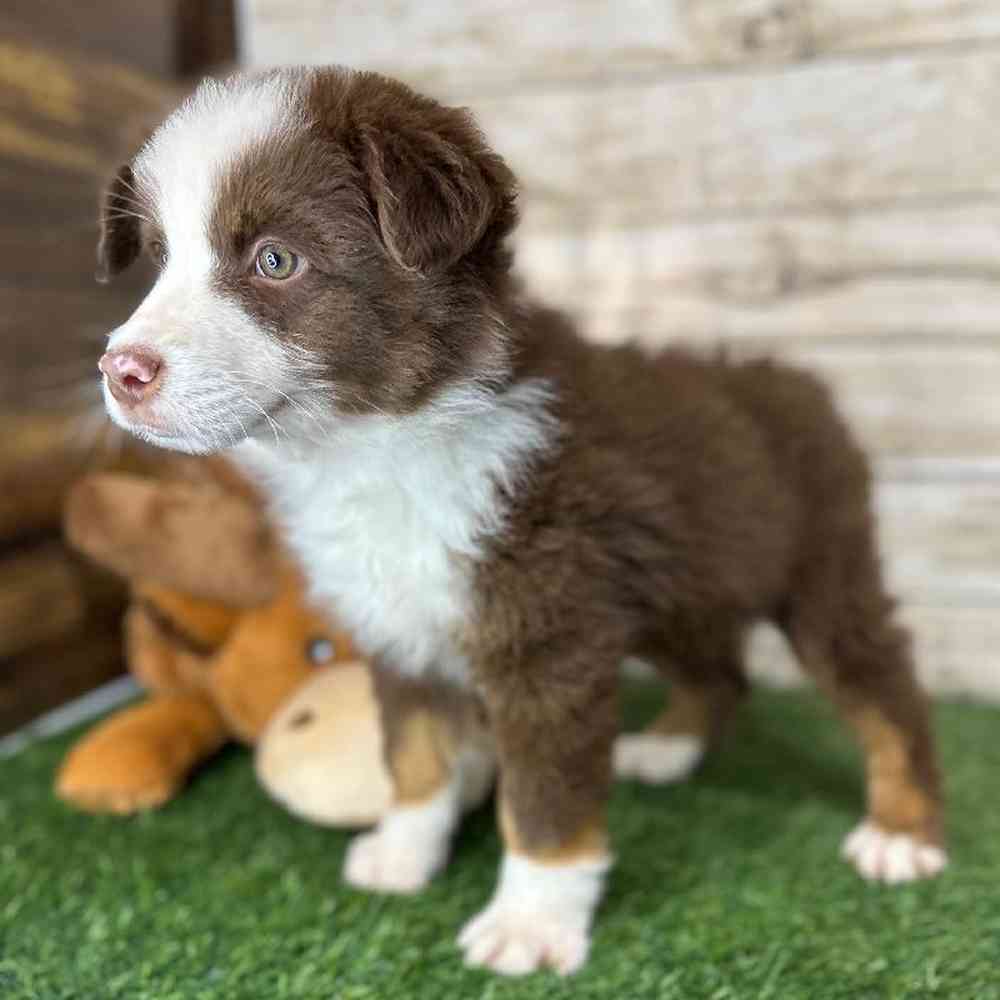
<box><xmin>99</xmin><ymin>348</ymin><xmax>163</xmax><ymax>406</ymax></box>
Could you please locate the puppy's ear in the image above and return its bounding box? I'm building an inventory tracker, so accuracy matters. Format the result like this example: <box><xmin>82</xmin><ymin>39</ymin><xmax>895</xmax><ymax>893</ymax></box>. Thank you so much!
<box><xmin>358</xmin><ymin>107</ymin><xmax>517</xmax><ymax>276</ymax></box>
<box><xmin>96</xmin><ymin>164</ymin><xmax>143</xmax><ymax>283</ymax></box>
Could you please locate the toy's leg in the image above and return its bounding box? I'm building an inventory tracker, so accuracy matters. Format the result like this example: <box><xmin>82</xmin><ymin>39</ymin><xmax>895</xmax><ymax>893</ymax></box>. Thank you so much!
<box><xmin>782</xmin><ymin>540</ymin><xmax>946</xmax><ymax>883</ymax></box>
<box><xmin>458</xmin><ymin>649</ymin><xmax>617</xmax><ymax>977</ymax></box>
<box><xmin>343</xmin><ymin>669</ymin><xmax>493</xmax><ymax>894</ymax></box>
<box><xmin>56</xmin><ymin>693</ymin><xmax>226</xmax><ymax>813</ymax></box>
<box><xmin>615</xmin><ymin>626</ymin><xmax>747</xmax><ymax>784</ymax></box>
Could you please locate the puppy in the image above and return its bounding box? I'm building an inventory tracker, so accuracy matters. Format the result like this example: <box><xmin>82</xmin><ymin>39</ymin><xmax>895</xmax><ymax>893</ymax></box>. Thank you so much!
<box><xmin>96</xmin><ymin>68</ymin><xmax>946</xmax><ymax>977</ymax></box>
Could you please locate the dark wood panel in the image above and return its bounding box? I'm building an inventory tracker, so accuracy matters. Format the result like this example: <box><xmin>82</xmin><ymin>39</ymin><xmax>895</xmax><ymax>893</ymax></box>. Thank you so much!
<box><xmin>1</xmin><ymin>0</ymin><xmax>235</xmax><ymax>79</ymax></box>
<box><xmin>0</xmin><ymin>629</ymin><xmax>124</xmax><ymax>735</ymax></box>
<box><xmin>0</xmin><ymin>4</ymin><xmax>235</xmax><ymax>730</ymax></box>
<box><xmin>177</xmin><ymin>0</ymin><xmax>238</xmax><ymax>77</ymax></box>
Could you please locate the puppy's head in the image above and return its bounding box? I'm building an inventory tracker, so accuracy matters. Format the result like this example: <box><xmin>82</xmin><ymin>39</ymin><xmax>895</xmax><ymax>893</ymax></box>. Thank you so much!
<box><xmin>97</xmin><ymin>68</ymin><xmax>518</xmax><ymax>454</ymax></box>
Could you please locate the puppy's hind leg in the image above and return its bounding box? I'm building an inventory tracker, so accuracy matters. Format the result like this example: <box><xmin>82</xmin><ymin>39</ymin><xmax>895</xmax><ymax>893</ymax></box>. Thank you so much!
<box><xmin>782</xmin><ymin>541</ymin><xmax>946</xmax><ymax>884</ymax></box>
<box><xmin>615</xmin><ymin>625</ymin><xmax>747</xmax><ymax>785</ymax></box>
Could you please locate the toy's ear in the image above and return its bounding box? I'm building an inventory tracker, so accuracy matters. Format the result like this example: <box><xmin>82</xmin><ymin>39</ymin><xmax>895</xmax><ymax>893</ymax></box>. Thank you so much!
<box><xmin>96</xmin><ymin>164</ymin><xmax>143</xmax><ymax>283</ymax></box>
<box><xmin>65</xmin><ymin>474</ymin><xmax>279</xmax><ymax>606</ymax></box>
<box><xmin>357</xmin><ymin>101</ymin><xmax>517</xmax><ymax>276</ymax></box>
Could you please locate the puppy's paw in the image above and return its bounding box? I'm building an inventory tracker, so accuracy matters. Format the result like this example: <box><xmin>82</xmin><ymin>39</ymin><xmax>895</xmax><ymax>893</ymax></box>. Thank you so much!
<box><xmin>613</xmin><ymin>732</ymin><xmax>703</xmax><ymax>784</ymax></box>
<box><xmin>459</xmin><ymin>901</ymin><xmax>590</xmax><ymax>977</ymax></box>
<box><xmin>343</xmin><ymin>827</ymin><xmax>446</xmax><ymax>894</ymax></box>
<box><xmin>842</xmin><ymin>820</ymin><xmax>948</xmax><ymax>884</ymax></box>
<box><xmin>458</xmin><ymin>852</ymin><xmax>609</xmax><ymax>977</ymax></box>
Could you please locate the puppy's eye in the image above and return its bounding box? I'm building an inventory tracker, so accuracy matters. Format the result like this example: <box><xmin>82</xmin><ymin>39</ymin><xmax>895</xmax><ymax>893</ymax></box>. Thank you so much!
<box><xmin>150</xmin><ymin>240</ymin><xmax>168</xmax><ymax>267</ymax></box>
<box><xmin>256</xmin><ymin>244</ymin><xmax>298</xmax><ymax>280</ymax></box>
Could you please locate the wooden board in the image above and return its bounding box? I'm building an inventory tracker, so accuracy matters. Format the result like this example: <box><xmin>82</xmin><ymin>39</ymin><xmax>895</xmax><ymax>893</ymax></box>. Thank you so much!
<box><xmin>0</xmin><ymin>629</ymin><xmax>123</xmax><ymax>735</ymax></box>
<box><xmin>877</xmin><ymin>481</ymin><xmax>1000</xmax><ymax>606</ymax></box>
<box><xmin>469</xmin><ymin>49</ymin><xmax>1000</xmax><ymax>225</ymax></box>
<box><xmin>0</xmin><ymin>411</ymin><xmax>152</xmax><ymax>544</ymax></box>
<box><xmin>242</xmin><ymin>0</ymin><xmax>1000</xmax><ymax>91</ymax></box>
<box><xmin>0</xmin><ymin>0</ymin><xmax>236</xmax><ymax>733</ymax></box>
<box><xmin>0</xmin><ymin>37</ymin><xmax>171</xmax><ymax>427</ymax></box>
<box><xmin>0</xmin><ymin>543</ymin><xmax>89</xmax><ymax>660</ymax></box>
<box><xmin>514</xmin><ymin>199</ymin><xmax>1000</xmax><ymax>341</ymax></box>
<box><xmin>1</xmin><ymin>1</ymin><xmax>235</xmax><ymax>82</ymax></box>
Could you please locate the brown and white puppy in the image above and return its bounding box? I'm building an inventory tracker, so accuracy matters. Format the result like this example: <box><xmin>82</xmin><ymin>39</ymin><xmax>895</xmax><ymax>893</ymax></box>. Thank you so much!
<box><xmin>96</xmin><ymin>68</ymin><xmax>946</xmax><ymax>977</ymax></box>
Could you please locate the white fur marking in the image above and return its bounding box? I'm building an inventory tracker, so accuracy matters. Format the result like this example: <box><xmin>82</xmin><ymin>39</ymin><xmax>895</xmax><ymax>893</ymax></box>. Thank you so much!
<box><xmin>239</xmin><ymin>380</ymin><xmax>558</xmax><ymax>683</ymax></box>
<box><xmin>344</xmin><ymin>782</ymin><xmax>459</xmax><ymax>894</ymax></box>
<box><xmin>841</xmin><ymin>820</ymin><xmax>948</xmax><ymax>883</ymax></box>
<box><xmin>458</xmin><ymin>852</ymin><xmax>611</xmax><ymax>977</ymax></box>
<box><xmin>343</xmin><ymin>746</ymin><xmax>495</xmax><ymax>893</ymax></box>
<box><xmin>613</xmin><ymin>732</ymin><xmax>704</xmax><ymax>784</ymax></box>
<box><xmin>104</xmin><ymin>72</ymin><xmax>315</xmax><ymax>455</ymax></box>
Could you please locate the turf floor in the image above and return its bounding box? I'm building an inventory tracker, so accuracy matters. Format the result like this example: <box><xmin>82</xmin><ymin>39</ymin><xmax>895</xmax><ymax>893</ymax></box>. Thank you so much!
<box><xmin>2</xmin><ymin>685</ymin><xmax>999</xmax><ymax>999</ymax></box>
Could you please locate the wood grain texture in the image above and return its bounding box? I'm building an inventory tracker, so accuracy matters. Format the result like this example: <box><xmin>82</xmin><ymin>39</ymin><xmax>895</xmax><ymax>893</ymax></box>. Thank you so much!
<box><xmin>242</xmin><ymin>0</ymin><xmax>1000</xmax><ymax>91</ymax></box>
<box><xmin>1</xmin><ymin>1</ymin><xmax>236</xmax><ymax>82</ymax></box>
<box><xmin>1</xmin><ymin>1</ymin><xmax>178</xmax><ymax>78</ymax></box>
<box><xmin>0</xmin><ymin>0</ymin><xmax>237</xmax><ymax>730</ymax></box>
<box><xmin>0</xmin><ymin>542</ymin><xmax>122</xmax><ymax>661</ymax></box>
<box><xmin>877</xmin><ymin>480</ymin><xmax>1000</xmax><ymax>607</ymax></box>
<box><xmin>471</xmin><ymin>49</ymin><xmax>1000</xmax><ymax>225</ymax></box>
<box><xmin>515</xmin><ymin>200</ymin><xmax>1000</xmax><ymax>341</ymax></box>
<box><xmin>0</xmin><ymin>411</ymin><xmax>148</xmax><ymax>544</ymax></box>
<box><xmin>0</xmin><ymin>628</ymin><xmax>123</xmax><ymax>734</ymax></box>
<box><xmin>0</xmin><ymin>544</ymin><xmax>88</xmax><ymax>660</ymax></box>
<box><xmin>0</xmin><ymin>36</ymin><xmax>172</xmax><ymax>424</ymax></box>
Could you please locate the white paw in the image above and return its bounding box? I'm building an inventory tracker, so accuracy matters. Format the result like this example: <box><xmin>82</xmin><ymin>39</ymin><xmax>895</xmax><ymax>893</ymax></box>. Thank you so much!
<box><xmin>613</xmin><ymin>732</ymin><xmax>703</xmax><ymax>784</ymax></box>
<box><xmin>458</xmin><ymin>852</ymin><xmax>609</xmax><ymax>977</ymax></box>
<box><xmin>841</xmin><ymin>820</ymin><xmax>948</xmax><ymax>884</ymax></box>
<box><xmin>459</xmin><ymin>900</ymin><xmax>590</xmax><ymax>977</ymax></box>
<box><xmin>344</xmin><ymin>788</ymin><xmax>460</xmax><ymax>894</ymax></box>
<box><xmin>343</xmin><ymin>826</ymin><xmax>446</xmax><ymax>894</ymax></box>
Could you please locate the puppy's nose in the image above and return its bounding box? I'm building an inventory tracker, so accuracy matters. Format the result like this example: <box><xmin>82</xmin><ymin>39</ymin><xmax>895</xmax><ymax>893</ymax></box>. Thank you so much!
<box><xmin>99</xmin><ymin>348</ymin><xmax>163</xmax><ymax>406</ymax></box>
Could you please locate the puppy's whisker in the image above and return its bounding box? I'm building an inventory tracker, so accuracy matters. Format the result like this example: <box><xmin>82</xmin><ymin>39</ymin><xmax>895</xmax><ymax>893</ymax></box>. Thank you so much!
<box><xmin>113</xmin><ymin>173</ymin><xmax>149</xmax><ymax>204</ymax></box>
<box><xmin>220</xmin><ymin>373</ymin><xmax>331</xmax><ymax>441</ymax></box>
<box><xmin>107</xmin><ymin>195</ymin><xmax>151</xmax><ymax>216</ymax></box>
<box><xmin>105</xmin><ymin>199</ymin><xmax>151</xmax><ymax>215</ymax></box>
<box><xmin>104</xmin><ymin>212</ymin><xmax>155</xmax><ymax>226</ymax></box>
<box><xmin>236</xmin><ymin>392</ymin><xmax>287</xmax><ymax>446</ymax></box>
<box><xmin>213</xmin><ymin>399</ymin><xmax>251</xmax><ymax>446</ymax></box>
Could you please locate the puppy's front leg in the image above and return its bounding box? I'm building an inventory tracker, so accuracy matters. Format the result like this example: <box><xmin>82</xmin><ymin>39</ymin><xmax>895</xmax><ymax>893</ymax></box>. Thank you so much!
<box><xmin>460</xmin><ymin>655</ymin><xmax>618</xmax><ymax>977</ymax></box>
<box><xmin>344</xmin><ymin>667</ymin><xmax>492</xmax><ymax>894</ymax></box>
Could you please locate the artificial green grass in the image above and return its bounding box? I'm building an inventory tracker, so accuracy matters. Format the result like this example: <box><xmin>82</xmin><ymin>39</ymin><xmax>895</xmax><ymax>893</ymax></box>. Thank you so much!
<box><xmin>2</xmin><ymin>686</ymin><xmax>1000</xmax><ymax>999</ymax></box>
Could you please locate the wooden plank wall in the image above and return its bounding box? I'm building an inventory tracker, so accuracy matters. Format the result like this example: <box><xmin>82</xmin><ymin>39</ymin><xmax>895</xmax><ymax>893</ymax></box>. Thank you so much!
<box><xmin>242</xmin><ymin>0</ymin><xmax>1000</xmax><ymax>699</ymax></box>
<box><xmin>0</xmin><ymin>2</ymin><xmax>235</xmax><ymax>733</ymax></box>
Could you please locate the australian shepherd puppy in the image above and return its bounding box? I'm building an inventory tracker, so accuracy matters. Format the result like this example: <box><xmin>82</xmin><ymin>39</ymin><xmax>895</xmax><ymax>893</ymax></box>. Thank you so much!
<box><xmin>96</xmin><ymin>68</ymin><xmax>946</xmax><ymax>977</ymax></box>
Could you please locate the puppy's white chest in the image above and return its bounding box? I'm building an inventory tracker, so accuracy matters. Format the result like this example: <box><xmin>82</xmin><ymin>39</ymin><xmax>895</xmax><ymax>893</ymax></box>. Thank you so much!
<box><xmin>277</xmin><ymin>461</ymin><xmax>476</xmax><ymax>682</ymax></box>
<box><xmin>238</xmin><ymin>382</ymin><xmax>557</xmax><ymax>683</ymax></box>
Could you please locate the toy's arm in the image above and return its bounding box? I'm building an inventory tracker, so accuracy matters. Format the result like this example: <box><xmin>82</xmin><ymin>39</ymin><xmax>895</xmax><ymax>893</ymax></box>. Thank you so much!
<box><xmin>56</xmin><ymin>692</ymin><xmax>227</xmax><ymax>814</ymax></box>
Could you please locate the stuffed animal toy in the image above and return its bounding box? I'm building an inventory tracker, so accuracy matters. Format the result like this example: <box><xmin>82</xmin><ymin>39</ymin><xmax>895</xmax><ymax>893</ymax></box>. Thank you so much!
<box><xmin>56</xmin><ymin>460</ymin><xmax>391</xmax><ymax>824</ymax></box>
<box><xmin>255</xmin><ymin>664</ymin><xmax>393</xmax><ymax>826</ymax></box>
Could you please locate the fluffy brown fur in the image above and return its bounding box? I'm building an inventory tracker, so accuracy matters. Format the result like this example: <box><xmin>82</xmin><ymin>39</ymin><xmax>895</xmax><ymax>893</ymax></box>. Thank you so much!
<box><xmin>468</xmin><ymin>310</ymin><xmax>941</xmax><ymax>851</ymax></box>
<box><xmin>96</xmin><ymin>66</ymin><xmax>944</xmax><ymax>975</ymax></box>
